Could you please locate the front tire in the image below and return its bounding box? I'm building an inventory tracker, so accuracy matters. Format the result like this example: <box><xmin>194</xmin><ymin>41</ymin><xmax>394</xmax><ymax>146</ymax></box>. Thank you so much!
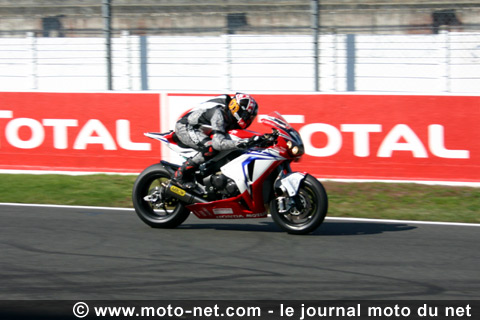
<box><xmin>132</xmin><ymin>163</ymin><xmax>190</xmax><ymax>228</ymax></box>
<box><xmin>270</xmin><ymin>174</ymin><xmax>328</xmax><ymax>235</ymax></box>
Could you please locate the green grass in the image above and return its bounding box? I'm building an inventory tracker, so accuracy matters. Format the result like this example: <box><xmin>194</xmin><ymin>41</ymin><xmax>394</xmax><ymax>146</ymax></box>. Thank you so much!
<box><xmin>323</xmin><ymin>181</ymin><xmax>480</xmax><ymax>223</ymax></box>
<box><xmin>0</xmin><ymin>174</ymin><xmax>136</xmax><ymax>208</ymax></box>
<box><xmin>0</xmin><ymin>174</ymin><xmax>478</xmax><ymax>223</ymax></box>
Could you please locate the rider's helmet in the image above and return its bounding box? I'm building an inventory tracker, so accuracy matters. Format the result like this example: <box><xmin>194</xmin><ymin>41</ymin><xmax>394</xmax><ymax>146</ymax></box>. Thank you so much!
<box><xmin>228</xmin><ymin>93</ymin><xmax>258</xmax><ymax>129</ymax></box>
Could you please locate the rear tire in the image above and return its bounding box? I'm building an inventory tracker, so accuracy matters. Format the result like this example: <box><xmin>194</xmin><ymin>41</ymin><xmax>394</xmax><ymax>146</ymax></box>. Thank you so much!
<box><xmin>132</xmin><ymin>163</ymin><xmax>190</xmax><ymax>228</ymax></box>
<box><xmin>270</xmin><ymin>174</ymin><xmax>328</xmax><ymax>235</ymax></box>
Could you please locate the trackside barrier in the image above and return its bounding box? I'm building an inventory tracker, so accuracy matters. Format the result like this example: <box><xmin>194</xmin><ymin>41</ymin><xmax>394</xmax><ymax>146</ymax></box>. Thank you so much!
<box><xmin>0</xmin><ymin>92</ymin><xmax>478</xmax><ymax>184</ymax></box>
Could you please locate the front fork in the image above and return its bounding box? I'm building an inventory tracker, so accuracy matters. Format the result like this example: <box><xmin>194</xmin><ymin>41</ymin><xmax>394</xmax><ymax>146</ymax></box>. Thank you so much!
<box><xmin>274</xmin><ymin>164</ymin><xmax>307</xmax><ymax>214</ymax></box>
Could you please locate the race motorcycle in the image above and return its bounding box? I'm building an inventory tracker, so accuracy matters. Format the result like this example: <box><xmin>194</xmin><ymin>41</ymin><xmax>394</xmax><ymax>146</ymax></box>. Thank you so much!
<box><xmin>132</xmin><ymin>112</ymin><xmax>328</xmax><ymax>235</ymax></box>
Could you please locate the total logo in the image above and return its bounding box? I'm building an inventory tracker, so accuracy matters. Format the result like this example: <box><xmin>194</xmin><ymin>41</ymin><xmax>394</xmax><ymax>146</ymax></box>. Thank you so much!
<box><xmin>0</xmin><ymin>110</ymin><xmax>471</xmax><ymax>160</ymax></box>
<box><xmin>260</xmin><ymin>115</ymin><xmax>470</xmax><ymax>159</ymax></box>
<box><xmin>0</xmin><ymin>110</ymin><xmax>151</xmax><ymax>151</ymax></box>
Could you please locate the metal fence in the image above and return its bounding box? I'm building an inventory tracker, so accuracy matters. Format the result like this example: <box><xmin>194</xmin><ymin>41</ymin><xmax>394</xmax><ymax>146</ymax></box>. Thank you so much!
<box><xmin>1</xmin><ymin>0</ymin><xmax>480</xmax><ymax>93</ymax></box>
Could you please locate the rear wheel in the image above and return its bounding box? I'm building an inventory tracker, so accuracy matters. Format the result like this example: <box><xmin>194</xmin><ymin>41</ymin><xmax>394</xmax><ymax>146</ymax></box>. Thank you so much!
<box><xmin>132</xmin><ymin>163</ymin><xmax>190</xmax><ymax>228</ymax></box>
<box><xmin>270</xmin><ymin>174</ymin><xmax>328</xmax><ymax>235</ymax></box>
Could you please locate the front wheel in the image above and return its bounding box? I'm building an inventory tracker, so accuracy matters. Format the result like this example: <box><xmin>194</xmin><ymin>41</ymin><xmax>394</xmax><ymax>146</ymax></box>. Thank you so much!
<box><xmin>270</xmin><ymin>174</ymin><xmax>328</xmax><ymax>235</ymax></box>
<box><xmin>132</xmin><ymin>163</ymin><xmax>190</xmax><ymax>228</ymax></box>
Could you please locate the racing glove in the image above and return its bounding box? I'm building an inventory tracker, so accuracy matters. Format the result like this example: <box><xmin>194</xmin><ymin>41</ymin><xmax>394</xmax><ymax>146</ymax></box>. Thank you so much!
<box><xmin>235</xmin><ymin>135</ymin><xmax>261</xmax><ymax>149</ymax></box>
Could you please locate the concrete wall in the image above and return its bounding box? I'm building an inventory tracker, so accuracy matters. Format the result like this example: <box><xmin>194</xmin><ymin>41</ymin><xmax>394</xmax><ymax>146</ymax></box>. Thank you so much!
<box><xmin>1</xmin><ymin>1</ymin><xmax>480</xmax><ymax>36</ymax></box>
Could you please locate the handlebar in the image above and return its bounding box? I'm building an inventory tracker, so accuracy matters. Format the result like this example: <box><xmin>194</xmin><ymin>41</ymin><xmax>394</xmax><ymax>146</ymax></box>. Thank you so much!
<box><xmin>248</xmin><ymin>130</ymin><xmax>278</xmax><ymax>148</ymax></box>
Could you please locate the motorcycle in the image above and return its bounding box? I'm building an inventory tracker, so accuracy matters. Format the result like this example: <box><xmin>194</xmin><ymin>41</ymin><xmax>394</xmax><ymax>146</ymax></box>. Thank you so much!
<box><xmin>132</xmin><ymin>111</ymin><xmax>328</xmax><ymax>235</ymax></box>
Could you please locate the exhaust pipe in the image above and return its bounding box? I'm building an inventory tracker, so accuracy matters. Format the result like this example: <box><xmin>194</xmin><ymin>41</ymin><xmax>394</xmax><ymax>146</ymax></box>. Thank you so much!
<box><xmin>163</xmin><ymin>181</ymin><xmax>208</xmax><ymax>204</ymax></box>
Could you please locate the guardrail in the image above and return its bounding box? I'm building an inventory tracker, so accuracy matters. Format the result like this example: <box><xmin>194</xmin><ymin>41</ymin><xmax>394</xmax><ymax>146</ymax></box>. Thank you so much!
<box><xmin>1</xmin><ymin>32</ymin><xmax>479</xmax><ymax>93</ymax></box>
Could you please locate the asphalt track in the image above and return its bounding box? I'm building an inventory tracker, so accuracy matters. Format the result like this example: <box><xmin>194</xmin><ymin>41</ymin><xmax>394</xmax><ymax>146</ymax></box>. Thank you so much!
<box><xmin>0</xmin><ymin>204</ymin><xmax>479</xmax><ymax>300</ymax></box>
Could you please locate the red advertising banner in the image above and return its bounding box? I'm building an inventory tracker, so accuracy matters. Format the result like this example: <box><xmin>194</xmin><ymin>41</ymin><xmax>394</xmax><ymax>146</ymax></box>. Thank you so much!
<box><xmin>0</xmin><ymin>92</ymin><xmax>478</xmax><ymax>184</ymax></box>
<box><xmin>0</xmin><ymin>92</ymin><xmax>160</xmax><ymax>173</ymax></box>
<box><xmin>248</xmin><ymin>94</ymin><xmax>479</xmax><ymax>183</ymax></box>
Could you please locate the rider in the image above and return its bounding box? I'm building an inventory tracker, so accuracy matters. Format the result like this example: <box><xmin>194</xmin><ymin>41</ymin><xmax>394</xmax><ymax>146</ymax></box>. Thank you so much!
<box><xmin>173</xmin><ymin>93</ymin><xmax>259</xmax><ymax>188</ymax></box>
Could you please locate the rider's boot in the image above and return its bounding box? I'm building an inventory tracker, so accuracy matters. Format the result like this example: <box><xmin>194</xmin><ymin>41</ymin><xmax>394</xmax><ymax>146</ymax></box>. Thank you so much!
<box><xmin>173</xmin><ymin>159</ymin><xmax>197</xmax><ymax>189</ymax></box>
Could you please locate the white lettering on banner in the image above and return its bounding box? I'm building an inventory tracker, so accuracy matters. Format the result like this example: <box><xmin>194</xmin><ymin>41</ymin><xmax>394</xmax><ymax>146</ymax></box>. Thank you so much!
<box><xmin>0</xmin><ymin>110</ymin><xmax>13</xmax><ymax>148</ymax></box>
<box><xmin>429</xmin><ymin>124</ymin><xmax>470</xmax><ymax>159</ymax></box>
<box><xmin>0</xmin><ymin>110</ymin><xmax>151</xmax><ymax>151</ymax></box>
<box><xmin>300</xmin><ymin>123</ymin><xmax>342</xmax><ymax>157</ymax></box>
<box><xmin>299</xmin><ymin>122</ymin><xmax>470</xmax><ymax>159</ymax></box>
<box><xmin>0</xmin><ymin>110</ymin><xmax>468</xmax><ymax>158</ymax></box>
<box><xmin>73</xmin><ymin>119</ymin><xmax>117</xmax><ymax>150</ymax></box>
<box><xmin>116</xmin><ymin>120</ymin><xmax>152</xmax><ymax>151</ymax></box>
<box><xmin>377</xmin><ymin>124</ymin><xmax>428</xmax><ymax>158</ymax></box>
<box><xmin>0</xmin><ymin>110</ymin><xmax>13</xmax><ymax>119</ymax></box>
<box><xmin>6</xmin><ymin>118</ymin><xmax>45</xmax><ymax>149</ymax></box>
<box><xmin>340</xmin><ymin>124</ymin><xmax>382</xmax><ymax>157</ymax></box>
<box><xmin>43</xmin><ymin>119</ymin><xmax>78</xmax><ymax>149</ymax></box>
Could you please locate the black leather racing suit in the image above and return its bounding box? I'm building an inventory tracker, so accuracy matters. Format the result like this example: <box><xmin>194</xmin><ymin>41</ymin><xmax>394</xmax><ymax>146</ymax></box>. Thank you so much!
<box><xmin>173</xmin><ymin>95</ymin><xmax>241</xmax><ymax>184</ymax></box>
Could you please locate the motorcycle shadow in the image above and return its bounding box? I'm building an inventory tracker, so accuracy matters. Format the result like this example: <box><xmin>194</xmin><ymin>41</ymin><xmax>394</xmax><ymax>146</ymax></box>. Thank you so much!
<box><xmin>179</xmin><ymin>220</ymin><xmax>282</xmax><ymax>233</ymax></box>
<box><xmin>178</xmin><ymin>220</ymin><xmax>417</xmax><ymax>236</ymax></box>
<box><xmin>315</xmin><ymin>221</ymin><xmax>417</xmax><ymax>236</ymax></box>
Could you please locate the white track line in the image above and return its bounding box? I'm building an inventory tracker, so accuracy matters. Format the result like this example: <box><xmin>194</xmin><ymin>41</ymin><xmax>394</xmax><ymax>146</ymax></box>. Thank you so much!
<box><xmin>0</xmin><ymin>202</ymin><xmax>134</xmax><ymax>211</ymax></box>
<box><xmin>324</xmin><ymin>216</ymin><xmax>480</xmax><ymax>227</ymax></box>
<box><xmin>1</xmin><ymin>202</ymin><xmax>479</xmax><ymax>227</ymax></box>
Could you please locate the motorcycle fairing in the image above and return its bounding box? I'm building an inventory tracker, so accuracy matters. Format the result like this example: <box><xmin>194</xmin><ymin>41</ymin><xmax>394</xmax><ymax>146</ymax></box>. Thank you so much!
<box><xmin>145</xmin><ymin>131</ymin><xmax>198</xmax><ymax>159</ymax></box>
<box><xmin>186</xmin><ymin>193</ymin><xmax>269</xmax><ymax>219</ymax></box>
<box><xmin>221</xmin><ymin>150</ymin><xmax>283</xmax><ymax>195</ymax></box>
<box><xmin>261</xmin><ymin>112</ymin><xmax>303</xmax><ymax>148</ymax></box>
<box><xmin>277</xmin><ymin>172</ymin><xmax>307</xmax><ymax>197</ymax></box>
<box><xmin>186</xmin><ymin>148</ymin><xmax>284</xmax><ymax>219</ymax></box>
